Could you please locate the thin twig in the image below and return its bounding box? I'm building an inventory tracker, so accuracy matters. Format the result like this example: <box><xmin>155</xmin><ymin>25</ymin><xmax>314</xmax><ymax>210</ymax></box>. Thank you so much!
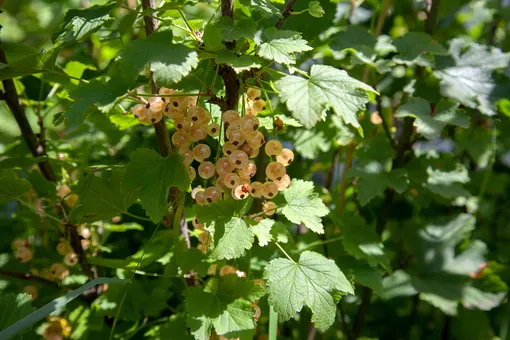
<box><xmin>338</xmin><ymin>143</ymin><xmax>356</xmax><ymax>214</ymax></box>
<box><xmin>0</xmin><ymin>269</ymin><xmax>59</xmax><ymax>288</ymax></box>
<box><xmin>275</xmin><ymin>0</ymin><xmax>297</xmax><ymax>29</ymax></box>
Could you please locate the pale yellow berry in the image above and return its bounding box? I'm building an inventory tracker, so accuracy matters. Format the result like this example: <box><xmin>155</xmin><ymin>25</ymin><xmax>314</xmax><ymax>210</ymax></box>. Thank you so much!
<box><xmin>198</xmin><ymin>161</ymin><xmax>216</xmax><ymax>179</ymax></box>
<box><xmin>261</xmin><ymin>182</ymin><xmax>279</xmax><ymax>199</ymax></box>
<box><xmin>263</xmin><ymin>201</ymin><xmax>277</xmax><ymax>216</ymax></box>
<box><xmin>265</xmin><ymin>140</ymin><xmax>283</xmax><ymax>156</ymax></box>
<box><xmin>276</xmin><ymin>148</ymin><xmax>294</xmax><ymax>166</ymax></box>
<box><xmin>193</xmin><ymin>144</ymin><xmax>211</xmax><ymax>162</ymax></box>
<box><xmin>63</xmin><ymin>253</ymin><xmax>78</xmax><ymax>267</ymax></box>
<box><xmin>266</xmin><ymin>162</ymin><xmax>286</xmax><ymax>181</ymax></box>
<box><xmin>247</xmin><ymin>88</ymin><xmax>262</xmax><ymax>101</ymax></box>
<box><xmin>16</xmin><ymin>247</ymin><xmax>33</xmax><ymax>263</ymax></box>
<box><xmin>275</xmin><ymin>174</ymin><xmax>291</xmax><ymax>191</ymax></box>
<box><xmin>23</xmin><ymin>285</ymin><xmax>38</xmax><ymax>301</ymax></box>
<box><xmin>208</xmin><ymin>123</ymin><xmax>220</xmax><ymax>137</ymax></box>
<box><xmin>224</xmin><ymin>173</ymin><xmax>241</xmax><ymax>189</ymax></box>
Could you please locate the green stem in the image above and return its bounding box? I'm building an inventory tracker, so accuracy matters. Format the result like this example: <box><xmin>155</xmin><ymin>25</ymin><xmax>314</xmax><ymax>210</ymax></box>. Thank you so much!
<box><xmin>299</xmin><ymin>236</ymin><xmax>343</xmax><ymax>252</ymax></box>
<box><xmin>18</xmin><ymin>199</ymin><xmax>63</xmax><ymax>224</ymax></box>
<box><xmin>274</xmin><ymin>242</ymin><xmax>295</xmax><ymax>263</ymax></box>
<box><xmin>269</xmin><ymin>306</ymin><xmax>278</xmax><ymax>340</ymax></box>
<box><xmin>123</xmin><ymin>211</ymin><xmax>153</xmax><ymax>223</ymax></box>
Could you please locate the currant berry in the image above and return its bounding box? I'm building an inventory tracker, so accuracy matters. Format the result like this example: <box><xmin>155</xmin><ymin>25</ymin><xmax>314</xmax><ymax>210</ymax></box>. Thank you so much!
<box><xmin>240</xmin><ymin>116</ymin><xmax>260</xmax><ymax>134</ymax></box>
<box><xmin>159</xmin><ymin>87</ymin><xmax>174</xmax><ymax>96</ymax></box>
<box><xmin>253</xmin><ymin>99</ymin><xmax>266</xmax><ymax>113</ymax></box>
<box><xmin>131</xmin><ymin>104</ymin><xmax>149</xmax><ymax>121</ymax></box>
<box><xmin>198</xmin><ymin>230</ymin><xmax>210</xmax><ymax>245</ymax></box>
<box><xmin>275</xmin><ymin>174</ymin><xmax>291</xmax><ymax>191</ymax></box>
<box><xmin>216</xmin><ymin>157</ymin><xmax>234</xmax><ymax>175</ymax></box>
<box><xmin>64</xmin><ymin>253</ymin><xmax>78</xmax><ymax>267</ymax></box>
<box><xmin>233</xmin><ymin>183</ymin><xmax>251</xmax><ymax>200</ymax></box>
<box><xmin>16</xmin><ymin>246</ymin><xmax>33</xmax><ymax>263</ymax></box>
<box><xmin>247</xmin><ymin>131</ymin><xmax>265</xmax><ymax>149</ymax></box>
<box><xmin>263</xmin><ymin>201</ymin><xmax>277</xmax><ymax>216</ymax></box>
<box><xmin>191</xmin><ymin>186</ymin><xmax>204</xmax><ymax>199</ymax></box>
<box><xmin>247</xmin><ymin>87</ymin><xmax>262</xmax><ymax>101</ymax></box>
<box><xmin>277</xmin><ymin>148</ymin><xmax>294</xmax><ymax>166</ymax></box>
<box><xmin>241</xmin><ymin>160</ymin><xmax>257</xmax><ymax>178</ymax></box>
<box><xmin>56</xmin><ymin>242</ymin><xmax>70</xmax><ymax>256</ymax></box>
<box><xmin>208</xmin><ymin>123</ymin><xmax>220</xmax><ymax>137</ymax></box>
<box><xmin>219</xmin><ymin>265</ymin><xmax>237</xmax><ymax>276</ymax></box>
<box><xmin>229</xmin><ymin>150</ymin><xmax>249</xmax><ymax>169</ymax></box>
<box><xmin>189</xmin><ymin>106</ymin><xmax>211</xmax><ymax>124</ymax></box>
<box><xmin>238</xmin><ymin>171</ymin><xmax>251</xmax><ymax>185</ymax></box>
<box><xmin>188</xmin><ymin>166</ymin><xmax>196</xmax><ymax>181</ymax></box>
<box><xmin>195</xmin><ymin>191</ymin><xmax>207</xmax><ymax>205</ymax></box>
<box><xmin>197</xmin><ymin>244</ymin><xmax>207</xmax><ymax>254</ymax></box>
<box><xmin>23</xmin><ymin>285</ymin><xmax>38</xmax><ymax>301</ymax></box>
<box><xmin>224</xmin><ymin>173</ymin><xmax>241</xmax><ymax>189</ymax></box>
<box><xmin>248</xmin><ymin>145</ymin><xmax>260</xmax><ymax>158</ymax></box>
<box><xmin>198</xmin><ymin>161</ymin><xmax>216</xmax><ymax>179</ymax></box>
<box><xmin>245</xmin><ymin>106</ymin><xmax>256</xmax><ymax>116</ymax></box>
<box><xmin>148</xmin><ymin>96</ymin><xmax>164</xmax><ymax>113</ymax></box>
<box><xmin>222</xmin><ymin>141</ymin><xmax>238</xmax><ymax>156</ymax></box>
<box><xmin>193</xmin><ymin>144</ymin><xmax>211</xmax><ymax>162</ymax></box>
<box><xmin>192</xmin><ymin>216</ymin><xmax>205</xmax><ymax>230</ymax></box>
<box><xmin>180</xmin><ymin>148</ymin><xmax>194</xmax><ymax>166</ymax></box>
<box><xmin>50</xmin><ymin>263</ymin><xmax>68</xmax><ymax>280</ymax></box>
<box><xmin>172</xmin><ymin>131</ymin><xmax>190</xmax><ymax>147</ymax></box>
<box><xmin>222</xmin><ymin>110</ymin><xmax>240</xmax><ymax>123</ymax></box>
<box><xmin>262</xmin><ymin>181</ymin><xmax>279</xmax><ymax>199</ymax></box>
<box><xmin>190</xmin><ymin>125</ymin><xmax>208</xmax><ymax>142</ymax></box>
<box><xmin>265</xmin><ymin>140</ymin><xmax>283</xmax><ymax>156</ymax></box>
<box><xmin>226</xmin><ymin>129</ymin><xmax>245</xmax><ymax>146</ymax></box>
<box><xmin>266</xmin><ymin>161</ymin><xmax>286</xmax><ymax>181</ymax></box>
<box><xmin>174</xmin><ymin>116</ymin><xmax>192</xmax><ymax>131</ymax></box>
<box><xmin>249</xmin><ymin>181</ymin><xmax>263</xmax><ymax>198</ymax></box>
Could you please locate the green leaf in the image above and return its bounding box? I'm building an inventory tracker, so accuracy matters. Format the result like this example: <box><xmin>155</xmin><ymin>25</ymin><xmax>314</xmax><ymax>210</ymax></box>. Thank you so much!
<box><xmin>251</xmin><ymin>0</ymin><xmax>282</xmax><ymax>17</ymax></box>
<box><xmin>119</xmin><ymin>30</ymin><xmax>199</xmax><ymax>86</ymax></box>
<box><xmin>215</xmin><ymin>17</ymin><xmax>256</xmax><ymax>41</ymax></box>
<box><xmin>69</xmin><ymin>170</ymin><xmax>139</xmax><ymax>223</ymax></box>
<box><xmin>264</xmin><ymin>251</ymin><xmax>353</xmax><ymax>332</ymax></box>
<box><xmin>257</xmin><ymin>28</ymin><xmax>312</xmax><ymax>65</ymax></box>
<box><xmin>393</xmin><ymin>32</ymin><xmax>448</xmax><ymax>66</ymax></box>
<box><xmin>124</xmin><ymin>148</ymin><xmax>190</xmax><ymax>222</ymax></box>
<box><xmin>308</xmin><ymin>1</ymin><xmax>325</xmax><ymax>17</ymax></box>
<box><xmin>0</xmin><ymin>47</ymin><xmax>59</xmax><ymax>81</ymax></box>
<box><xmin>349</xmin><ymin>162</ymin><xmax>408</xmax><ymax>205</ymax></box>
<box><xmin>381</xmin><ymin>270</ymin><xmax>417</xmax><ymax>300</ymax></box>
<box><xmin>0</xmin><ymin>294</ymin><xmax>35</xmax><ymax>334</ymax></box>
<box><xmin>209</xmin><ymin>217</ymin><xmax>254</xmax><ymax>260</ymax></box>
<box><xmin>337</xmin><ymin>257</ymin><xmax>383</xmax><ymax>294</ymax></box>
<box><xmin>395</xmin><ymin>98</ymin><xmax>470</xmax><ymax>139</ymax></box>
<box><xmin>196</xmin><ymin>196</ymin><xmax>253</xmax><ymax>225</ymax></box>
<box><xmin>53</xmin><ymin>3</ymin><xmax>115</xmax><ymax>42</ymax></box>
<box><xmin>462</xmin><ymin>286</ymin><xmax>506</xmax><ymax>311</ymax></box>
<box><xmin>275</xmin><ymin>64</ymin><xmax>377</xmax><ymax>131</ymax></box>
<box><xmin>425</xmin><ymin>164</ymin><xmax>470</xmax><ymax>199</ymax></box>
<box><xmin>281</xmin><ymin>179</ymin><xmax>329</xmax><ymax>234</ymax></box>
<box><xmin>0</xmin><ymin>173</ymin><xmax>32</xmax><ymax>200</ymax></box>
<box><xmin>0</xmin><ymin>278</ymin><xmax>126</xmax><ymax>339</ymax></box>
<box><xmin>434</xmin><ymin>38</ymin><xmax>510</xmax><ymax>116</ymax></box>
<box><xmin>251</xmin><ymin>219</ymin><xmax>274</xmax><ymax>246</ymax></box>
<box><xmin>335</xmin><ymin>215</ymin><xmax>389</xmax><ymax>269</ymax></box>
<box><xmin>215</xmin><ymin>51</ymin><xmax>262</xmax><ymax>73</ymax></box>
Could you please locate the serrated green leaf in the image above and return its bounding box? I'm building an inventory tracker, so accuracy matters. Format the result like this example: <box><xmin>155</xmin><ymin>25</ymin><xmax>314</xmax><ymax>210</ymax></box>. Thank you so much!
<box><xmin>308</xmin><ymin>1</ymin><xmax>325</xmax><ymax>17</ymax></box>
<box><xmin>215</xmin><ymin>51</ymin><xmax>262</xmax><ymax>73</ymax></box>
<box><xmin>275</xmin><ymin>64</ymin><xmax>377</xmax><ymax>131</ymax></box>
<box><xmin>434</xmin><ymin>38</ymin><xmax>510</xmax><ymax>116</ymax></box>
<box><xmin>337</xmin><ymin>257</ymin><xmax>383</xmax><ymax>294</ymax></box>
<box><xmin>381</xmin><ymin>270</ymin><xmax>417</xmax><ymax>300</ymax></box>
<box><xmin>69</xmin><ymin>170</ymin><xmax>138</xmax><ymax>223</ymax></box>
<box><xmin>119</xmin><ymin>30</ymin><xmax>199</xmax><ymax>86</ymax></box>
<box><xmin>196</xmin><ymin>196</ymin><xmax>253</xmax><ymax>225</ymax></box>
<box><xmin>0</xmin><ymin>293</ymin><xmax>35</xmax><ymax>334</ymax></box>
<box><xmin>53</xmin><ymin>3</ymin><xmax>115</xmax><ymax>42</ymax></box>
<box><xmin>395</xmin><ymin>98</ymin><xmax>470</xmax><ymax>139</ymax></box>
<box><xmin>257</xmin><ymin>28</ymin><xmax>312</xmax><ymax>65</ymax></box>
<box><xmin>462</xmin><ymin>286</ymin><xmax>506</xmax><ymax>311</ymax></box>
<box><xmin>124</xmin><ymin>148</ymin><xmax>190</xmax><ymax>222</ymax></box>
<box><xmin>215</xmin><ymin>17</ymin><xmax>257</xmax><ymax>41</ymax></box>
<box><xmin>425</xmin><ymin>164</ymin><xmax>470</xmax><ymax>199</ymax></box>
<box><xmin>251</xmin><ymin>219</ymin><xmax>274</xmax><ymax>246</ymax></box>
<box><xmin>281</xmin><ymin>179</ymin><xmax>329</xmax><ymax>234</ymax></box>
<box><xmin>264</xmin><ymin>251</ymin><xmax>353</xmax><ymax>332</ymax></box>
<box><xmin>209</xmin><ymin>217</ymin><xmax>254</xmax><ymax>260</ymax></box>
<box><xmin>393</xmin><ymin>32</ymin><xmax>448</xmax><ymax>66</ymax></box>
<box><xmin>349</xmin><ymin>162</ymin><xmax>408</xmax><ymax>205</ymax></box>
<box><xmin>0</xmin><ymin>47</ymin><xmax>59</xmax><ymax>81</ymax></box>
<box><xmin>0</xmin><ymin>174</ymin><xmax>32</xmax><ymax>200</ymax></box>
<box><xmin>251</xmin><ymin>0</ymin><xmax>282</xmax><ymax>17</ymax></box>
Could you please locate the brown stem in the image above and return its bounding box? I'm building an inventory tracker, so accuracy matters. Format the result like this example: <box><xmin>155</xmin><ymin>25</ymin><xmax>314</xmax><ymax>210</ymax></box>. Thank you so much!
<box><xmin>0</xmin><ymin>44</ymin><xmax>56</xmax><ymax>182</ymax></box>
<box><xmin>425</xmin><ymin>0</ymin><xmax>441</xmax><ymax>35</ymax></box>
<box><xmin>374</xmin><ymin>0</ymin><xmax>392</xmax><ymax>36</ymax></box>
<box><xmin>338</xmin><ymin>143</ymin><xmax>356</xmax><ymax>214</ymax></box>
<box><xmin>351</xmin><ymin>288</ymin><xmax>373</xmax><ymax>339</ymax></box>
<box><xmin>221</xmin><ymin>0</ymin><xmax>234</xmax><ymax>18</ymax></box>
<box><xmin>0</xmin><ymin>269</ymin><xmax>59</xmax><ymax>288</ymax></box>
<box><xmin>275</xmin><ymin>0</ymin><xmax>297</xmax><ymax>29</ymax></box>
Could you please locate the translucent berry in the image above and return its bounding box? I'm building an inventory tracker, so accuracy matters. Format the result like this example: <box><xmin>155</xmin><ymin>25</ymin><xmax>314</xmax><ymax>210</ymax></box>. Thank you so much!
<box><xmin>224</xmin><ymin>173</ymin><xmax>241</xmax><ymax>189</ymax></box>
<box><xmin>204</xmin><ymin>186</ymin><xmax>222</xmax><ymax>203</ymax></box>
<box><xmin>238</xmin><ymin>171</ymin><xmax>251</xmax><ymax>185</ymax></box>
<box><xmin>263</xmin><ymin>201</ymin><xmax>277</xmax><ymax>216</ymax></box>
<box><xmin>198</xmin><ymin>161</ymin><xmax>216</xmax><ymax>179</ymax></box>
<box><xmin>191</xmin><ymin>186</ymin><xmax>204</xmax><ymax>199</ymax></box>
<box><xmin>64</xmin><ymin>253</ymin><xmax>78</xmax><ymax>267</ymax></box>
<box><xmin>180</xmin><ymin>148</ymin><xmax>194</xmax><ymax>166</ymax></box>
<box><xmin>277</xmin><ymin>148</ymin><xmax>294</xmax><ymax>166</ymax></box>
<box><xmin>172</xmin><ymin>131</ymin><xmax>190</xmax><ymax>147</ymax></box>
<box><xmin>222</xmin><ymin>110</ymin><xmax>240</xmax><ymax>123</ymax></box>
<box><xmin>189</xmin><ymin>106</ymin><xmax>211</xmax><ymax>124</ymax></box>
<box><xmin>241</xmin><ymin>160</ymin><xmax>257</xmax><ymax>178</ymax></box>
<box><xmin>198</xmin><ymin>230</ymin><xmax>210</xmax><ymax>245</ymax></box>
<box><xmin>195</xmin><ymin>191</ymin><xmax>207</xmax><ymax>205</ymax></box>
<box><xmin>265</xmin><ymin>140</ymin><xmax>283</xmax><ymax>156</ymax></box>
<box><xmin>197</xmin><ymin>244</ymin><xmax>207</xmax><ymax>254</ymax></box>
<box><xmin>248</xmin><ymin>145</ymin><xmax>260</xmax><ymax>158</ymax></box>
<box><xmin>208</xmin><ymin>123</ymin><xmax>220</xmax><ymax>137</ymax></box>
<box><xmin>16</xmin><ymin>247</ymin><xmax>33</xmax><ymax>263</ymax></box>
<box><xmin>253</xmin><ymin>99</ymin><xmax>266</xmax><ymax>113</ymax></box>
<box><xmin>247</xmin><ymin>88</ymin><xmax>262</xmax><ymax>101</ymax></box>
<box><xmin>23</xmin><ymin>285</ymin><xmax>38</xmax><ymax>301</ymax></box>
<box><xmin>229</xmin><ymin>150</ymin><xmax>249</xmax><ymax>169</ymax></box>
<box><xmin>50</xmin><ymin>263</ymin><xmax>68</xmax><ymax>280</ymax></box>
<box><xmin>266</xmin><ymin>161</ymin><xmax>286</xmax><ymax>181</ymax></box>
<box><xmin>131</xmin><ymin>104</ymin><xmax>149</xmax><ymax>122</ymax></box>
<box><xmin>241</xmin><ymin>116</ymin><xmax>260</xmax><ymax>134</ymax></box>
<box><xmin>249</xmin><ymin>181</ymin><xmax>263</xmax><ymax>198</ymax></box>
<box><xmin>226</xmin><ymin>129</ymin><xmax>246</xmax><ymax>146</ymax></box>
<box><xmin>193</xmin><ymin>144</ymin><xmax>211</xmax><ymax>162</ymax></box>
<box><xmin>233</xmin><ymin>183</ymin><xmax>251</xmax><ymax>200</ymax></box>
<box><xmin>275</xmin><ymin>174</ymin><xmax>291</xmax><ymax>191</ymax></box>
<box><xmin>219</xmin><ymin>265</ymin><xmax>237</xmax><ymax>276</ymax></box>
<box><xmin>174</xmin><ymin>116</ymin><xmax>192</xmax><ymax>131</ymax></box>
<box><xmin>159</xmin><ymin>87</ymin><xmax>174</xmax><ymax>96</ymax></box>
<box><xmin>247</xmin><ymin>131</ymin><xmax>265</xmax><ymax>149</ymax></box>
<box><xmin>148</xmin><ymin>96</ymin><xmax>165</xmax><ymax>113</ymax></box>
<box><xmin>245</xmin><ymin>106</ymin><xmax>256</xmax><ymax>116</ymax></box>
<box><xmin>216</xmin><ymin>157</ymin><xmax>234</xmax><ymax>175</ymax></box>
<box><xmin>12</xmin><ymin>239</ymin><xmax>28</xmax><ymax>250</ymax></box>
<box><xmin>190</xmin><ymin>125</ymin><xmax>208</xmax><ymax>142</ymax></box>
<box><xmin>222</xmin><ymin>141</ymin><xmax>238</xmax><ymax>156</ymax></box>
<box><xmin>192</xmin><ymin>216</ymin><xmax>205</xmax><ymax>230</ymax></box>
<box><xmin>168</xmin><ymin>93</ymin><xmax>188</xmax><ymax>111</ymax></box>
<box><xmin>188</xmin><ymin>166</ymin><xmax>196</xmax><ymax>181</ymax></box>
<box><xmin>262</xmin><ymin>181</ymin><xmax>279</xmax><ymax>199</ymax></box>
